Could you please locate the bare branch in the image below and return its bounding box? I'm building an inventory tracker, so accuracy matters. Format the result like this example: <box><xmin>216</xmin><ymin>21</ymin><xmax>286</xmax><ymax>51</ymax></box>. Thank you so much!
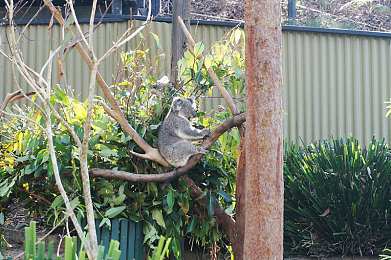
<box><xmin>39</xmin><ymin>45</ymin><xmax>62</xmax><ymax>84</ymax></box>
<box><xmin>0</xmin><ymin>90</ymin><xmax>21</xmax><ymax>117</ymax></box>
<box><xmin>87</xmin><ymin>0</ymin><xmax>98</xmax><ymax>59</ymax></box>
<box><xmin>43</xmin><ymin>0</ymin><xmax>168</xmax><ymax>166</ymax></box>
<box><xmin>66</xmin><ymin>0</ymin><xmax>90</xmax><ymax>49</ymax></box>
<box><xmin>89</xmin><ymin>113</ymin><xmax>246</xmax><ymax>182</ymax></box>
<box><xmin>178</xmin><ymin>16</ymin><xmax>238</xmax><ymax>116</ymax></box>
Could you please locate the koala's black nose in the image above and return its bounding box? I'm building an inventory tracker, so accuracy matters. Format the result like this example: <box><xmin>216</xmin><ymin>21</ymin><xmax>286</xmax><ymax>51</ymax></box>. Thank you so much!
<box><xmin>192</xmin><ymin>111</ymin><xmax>197</xmax><ymax>117</ymax></box>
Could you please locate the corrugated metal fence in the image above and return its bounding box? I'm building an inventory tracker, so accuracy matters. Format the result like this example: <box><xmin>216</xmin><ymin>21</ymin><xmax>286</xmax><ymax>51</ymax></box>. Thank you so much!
<box><xmin>1</xmin><ymin>19</ymin><xmax>391</xmax><ymax>145</ymax></box>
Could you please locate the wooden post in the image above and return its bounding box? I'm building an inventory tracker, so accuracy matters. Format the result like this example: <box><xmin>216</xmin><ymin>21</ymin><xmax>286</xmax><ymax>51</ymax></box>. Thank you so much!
<box><xmin>244</xmin><ymin>0</ymin><xmax>284</xmax><ymax>258</ymax></box>
<box><xmin>170</xmin><ymin>0</ymin><xmax>190</xmax><ymax>87</ymax></box>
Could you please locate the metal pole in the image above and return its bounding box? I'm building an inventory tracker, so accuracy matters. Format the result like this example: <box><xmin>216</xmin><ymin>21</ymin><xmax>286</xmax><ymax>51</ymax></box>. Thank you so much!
<box><xmin>288</xmin><ymin>0</ymin><xmax>297</xmax><ymax>25</ymax></box>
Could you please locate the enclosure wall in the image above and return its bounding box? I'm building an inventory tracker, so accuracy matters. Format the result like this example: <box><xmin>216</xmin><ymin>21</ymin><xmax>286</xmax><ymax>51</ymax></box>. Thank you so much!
<box><xmin>1</xmin><ymin>20</ymin><xmax>391</xmax><ymax>145</ymax></box>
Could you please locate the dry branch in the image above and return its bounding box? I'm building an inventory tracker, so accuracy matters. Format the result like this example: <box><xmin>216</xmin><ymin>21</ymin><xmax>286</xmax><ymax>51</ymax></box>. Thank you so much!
<box><xmin>90</xmin><ymin>112</ymin><xmax>246</xmax><ymax>182</ymax></box>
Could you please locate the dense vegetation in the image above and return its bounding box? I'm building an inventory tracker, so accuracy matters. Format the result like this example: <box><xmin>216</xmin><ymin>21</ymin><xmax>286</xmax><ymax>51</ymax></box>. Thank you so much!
<box><xmin>0</xmin><ymin>28</ymin><xmax>245</xmax><ymax>258</ymax></box>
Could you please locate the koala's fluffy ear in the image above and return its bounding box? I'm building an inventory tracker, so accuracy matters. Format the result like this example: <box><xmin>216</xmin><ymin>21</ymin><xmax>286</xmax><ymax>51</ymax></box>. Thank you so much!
<box><xmin>172</xmin><ymin>98</ymin><xmax>184</xmax><ymax>112</ymax></box>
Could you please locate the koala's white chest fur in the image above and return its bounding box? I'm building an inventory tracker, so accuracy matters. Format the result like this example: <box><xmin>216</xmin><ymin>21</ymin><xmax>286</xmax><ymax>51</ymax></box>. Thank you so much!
<box><xmin>158</xmin><ymin>97</ymin><xmax>210</xmax><ymax>168</ymax></box>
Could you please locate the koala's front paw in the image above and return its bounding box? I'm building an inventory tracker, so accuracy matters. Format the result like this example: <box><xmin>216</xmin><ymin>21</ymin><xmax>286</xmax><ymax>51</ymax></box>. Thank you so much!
<box><xmin>199</xmin><ymin>147</ymin><xmax>209</xmax><ymax>154</ymax></box>
<box><xmin>202</xmin><ymin>128</ymin><xmax>211</xmax><ymax>138</ymax></box>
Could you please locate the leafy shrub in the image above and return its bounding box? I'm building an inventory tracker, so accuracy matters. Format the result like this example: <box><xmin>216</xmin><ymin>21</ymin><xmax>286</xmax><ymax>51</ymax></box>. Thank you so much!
<box><xmin>284</xmin><ymin>136</ymin><xmax>391</xmax><ymax>256</ymax></box>
<box><xmin>0</xmin><ymin>28</ymin><xmax>245</xmax><ymax>258</ymax></box>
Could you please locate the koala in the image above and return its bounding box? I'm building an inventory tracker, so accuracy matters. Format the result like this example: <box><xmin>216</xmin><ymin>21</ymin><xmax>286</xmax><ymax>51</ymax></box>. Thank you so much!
<box><xmin>158</xmin><ymin>97</ymin><xmax>210</xmax><ymax>168</ymax></box>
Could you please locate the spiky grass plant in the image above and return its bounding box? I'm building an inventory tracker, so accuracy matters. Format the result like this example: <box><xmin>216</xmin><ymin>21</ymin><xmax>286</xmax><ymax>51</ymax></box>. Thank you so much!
<box><xmin>284</xmin><ymin>136</ymin><xmax>391</xmax><ymax>257</ymax></box>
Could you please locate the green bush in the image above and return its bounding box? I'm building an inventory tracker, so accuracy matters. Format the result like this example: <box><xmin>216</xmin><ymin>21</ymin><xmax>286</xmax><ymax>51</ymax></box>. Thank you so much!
<box><xmin>0</xmin><ymin>28</ymin><xmax>245</xmax><ymax>258</ymax></box>
<box><xmin>284</xmin><ymin>136</ymin><xmax>391</xmax><ymax>256</ymax></box>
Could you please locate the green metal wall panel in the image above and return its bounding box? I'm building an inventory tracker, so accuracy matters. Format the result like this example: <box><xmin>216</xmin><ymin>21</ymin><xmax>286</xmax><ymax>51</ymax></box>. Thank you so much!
<box><xmin>1</xmin><ymin>20</ymin><xmax>391</xmax><ymax>145</ymax></box>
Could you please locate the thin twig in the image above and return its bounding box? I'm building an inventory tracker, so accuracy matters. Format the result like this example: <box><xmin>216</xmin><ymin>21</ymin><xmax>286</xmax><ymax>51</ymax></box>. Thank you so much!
<box><xmin>15</xmin><ymin>187</ymin><xmax>52</xmax><ymax>205</ymax></box>
<box><xmin>97</xmin><ymin>0</ymin><xmax>153</xmax><ymax>65</ymax></box>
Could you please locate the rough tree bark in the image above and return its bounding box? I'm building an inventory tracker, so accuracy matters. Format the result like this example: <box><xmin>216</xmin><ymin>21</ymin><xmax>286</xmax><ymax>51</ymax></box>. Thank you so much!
<box><xmin>243</xmin><ymin>0</ymin><xmax>284</xmax><ymax>259</ymax></box>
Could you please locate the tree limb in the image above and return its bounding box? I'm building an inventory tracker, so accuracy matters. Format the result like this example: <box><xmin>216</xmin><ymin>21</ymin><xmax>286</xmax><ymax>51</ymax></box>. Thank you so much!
<box><xmin>89</xmin><ymin>112</ymin><xmax>246</xmax><ymax>182</ymax></box>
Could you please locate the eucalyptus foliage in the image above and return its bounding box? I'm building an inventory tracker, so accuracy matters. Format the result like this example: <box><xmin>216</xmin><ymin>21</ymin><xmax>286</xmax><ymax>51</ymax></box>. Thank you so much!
<box><xmin>284</xmin><ymin>136</ymin><xmax>391</xmax><ymax>256</ymax></box>
<box><xmin>0</xmin><ymin>28</ymin><xmax>245</xmax><ymax>258</ymax></box>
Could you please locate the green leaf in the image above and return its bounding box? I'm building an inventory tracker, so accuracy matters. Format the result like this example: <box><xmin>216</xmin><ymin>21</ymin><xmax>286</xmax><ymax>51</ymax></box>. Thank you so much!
<box><xmin>91</xmin><ymin>120</ymin><xmax>107</xmax><ymax>130</ymax></box>
<box><xmin>51</xmin><ymin>195</ymin><xmax>64</xmax><ymax>209</ymax></box>
<box><xmin>195</xmin><ymin>190</ymin><xmax>207</xmax><ymax>201</ymax></box>
<box><xmin>152</xmin><ymin>209</ymin><xmax>166</xmax><ymax>228</ymax></box>
<box><xmin>61</xmin><ymin>30</ymin><xmax>73</xmax><ymax>50</ymax></box>
<box><xmin>177</xmin><ymin>199</ymin><xmax>189</xmax><ymax>214</ymax></box>
<box><xmin>114</xmin><ymin>194</ymin><xmax>126</xmax><ymax>205</ymax></box>
<box><xmin>206</xmin><ymin>193</ymin><xmax>216</xmax><ymax>217</ymax></box>
<box><xmin>100</xmin><ymin>149</ymin><xmax>118</xmax><ymax>157</ymax></box>
<box><xmin>186</xmin><ymin>217</ymin><xmax>197</xmax><ymax>234</ymax></box>
<box><xmin>194</xmin><ymin>42</ymin><xmax>205</xmax><ymax>57</ymax></box>
<box><xmin>55</xmin><ymin>87</ymin><xmax>69</xmax><ymax>106</ymax></box>
<box><xmin>143</xmin><ymin>222</ymin><xmax>158</xmax><ymax>243</ymax></box>
<box><xmin>64</xmin><ymin>15</ymin><xmax>75</xmax><ymax>29</ymax></box>
<box><xmin>215</xmin><ymin>190</ymin><xmax>232</xmax><ymax>202</ymax></box>
<box><xmin>99</xmin><ymin>218</ymin><xmax>111</xmax><ymax>228</ymax></box>
<box><xmin>167</xmin><ymin>189</ymin><xmax>175</xmax><ymax>213</ymax></box>
<box><xmin>152</xmin><ymin>33</ymin><xmax>162</xmax><ymax>51</ymax></box>
<box><xmin>128</xmin><ymin>213</ymin><xmax>143</xmax><ymax>222</ymax></box>
<box><xmin>105</xmin><ymin>206</ymin><xmax>126</xmax><ymax>218</ymax></box>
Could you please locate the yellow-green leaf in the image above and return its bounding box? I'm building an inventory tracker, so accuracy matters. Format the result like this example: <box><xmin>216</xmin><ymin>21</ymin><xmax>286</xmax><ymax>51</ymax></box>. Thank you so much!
<box><xmin>204</xmin><ymin>54</ymin><xmax>213</xmax><ymax>69</ymax></box>
<box><xmin>73</xmin><ymin>103</ymin><xmax>86</xmax><ymax>120</ymax></box>
<box><xmin>194</xmin><ymin>42</ymin><xmax>205</xmax><ymax>57</ymax></box>
<box><xmin>152</xmin><ymin>209</ymin><xmax>166</xmax><ymax>228</ymax></box>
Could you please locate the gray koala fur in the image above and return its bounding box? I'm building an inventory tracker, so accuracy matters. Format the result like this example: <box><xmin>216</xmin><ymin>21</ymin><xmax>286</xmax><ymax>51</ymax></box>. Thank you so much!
<box><xmin>158</xmin><ymin>97</ymin><xmax>210</xmax><ymax>168</ymax></box>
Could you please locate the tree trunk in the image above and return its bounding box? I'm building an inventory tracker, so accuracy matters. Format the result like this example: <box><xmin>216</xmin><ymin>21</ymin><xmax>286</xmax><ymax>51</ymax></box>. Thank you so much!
<box><xmin>243</xmin><ymin>0</ymin><xmax>284</xmax><ymax>259</ymax></box>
